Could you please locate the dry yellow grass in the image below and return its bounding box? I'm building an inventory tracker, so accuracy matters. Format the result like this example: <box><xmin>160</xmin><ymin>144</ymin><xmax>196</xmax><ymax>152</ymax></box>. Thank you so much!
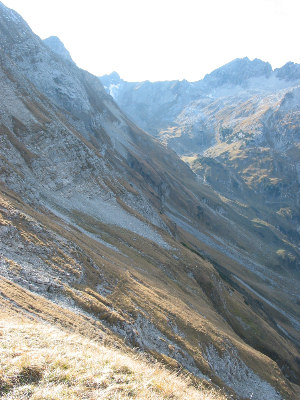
<box><xmin>0</xmin><ymin>316</ymin><xmax>227</xmax><ymax>400</ymax></box>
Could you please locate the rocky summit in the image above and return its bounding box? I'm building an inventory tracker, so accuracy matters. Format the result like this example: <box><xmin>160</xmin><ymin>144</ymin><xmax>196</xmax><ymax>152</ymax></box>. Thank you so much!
<box><xmin>0</xmin><ymin>2</ymin><xmax>299</xmax><ymax>399</ymax></box>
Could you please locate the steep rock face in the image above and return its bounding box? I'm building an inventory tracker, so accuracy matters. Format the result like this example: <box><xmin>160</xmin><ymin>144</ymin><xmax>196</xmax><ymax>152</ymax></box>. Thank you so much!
<box><xmin>0</xmin><ymin>1</ymin><xmax>198</xmax><ymax>232</ymax></box>
<box><xmin>0</xmin><ymin>3</ymin><xmax>299</xmax><ymax>398</ymax></box>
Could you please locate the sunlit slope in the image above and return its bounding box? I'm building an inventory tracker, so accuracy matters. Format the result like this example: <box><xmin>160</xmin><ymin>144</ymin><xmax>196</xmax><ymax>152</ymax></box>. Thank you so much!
<box><xmin>0</xmin><ymin>186</ymin><xmax>296</xmax><ymax>399</ymax></box>
<box><xmin>0</xmin><ymin>305</ymin><xmax>228</xmax><ymax>399</ymax></box>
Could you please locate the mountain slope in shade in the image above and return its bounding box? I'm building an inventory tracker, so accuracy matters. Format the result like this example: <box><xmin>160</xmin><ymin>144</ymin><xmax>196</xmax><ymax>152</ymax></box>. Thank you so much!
<box><xmin>0</xmin><ymin>2</ymin><xmax>299</xmax><ymax>398</ymax></box>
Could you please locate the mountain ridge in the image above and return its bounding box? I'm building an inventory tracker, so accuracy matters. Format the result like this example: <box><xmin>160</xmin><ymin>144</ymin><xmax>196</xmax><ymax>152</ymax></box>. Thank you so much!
<box><xmin>99</xmin><ymin>58</ymin><xmax>300</xmax><ymax>262</ymax></box>
<box><xmin>0</xmin><ymin>3</ymin><xmax>299</xmax><ymax>399</ymax></box>
<box><xmin>100</xmin><ymin>57</ymin><xmax>300</xmax><ymax>86</ymax></box>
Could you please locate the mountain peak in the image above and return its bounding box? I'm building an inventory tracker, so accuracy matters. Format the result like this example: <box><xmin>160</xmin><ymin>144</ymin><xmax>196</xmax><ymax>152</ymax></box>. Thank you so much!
<box><xmin>108</xmin><ymin>71</ymin><xmax>121</xmax><ymax>80</ymax></box>
<box><xmin>203</xmin><ymin>57</ymin><xmax>273</xmax><ymax>87</ymax></box>
<box><xmin>43</xmin><ymin>36</ymin><xmax>74</xmax><ymax>63</ymax></box>
<box><xmin>100</xmin><ymin>71</ymin><xmax>123</xmax><ymax>94</ymax></box>
<box><xmin>100</xmin><ymin>71</ymin><xmax>122</xmax><ymax>86</ymax></box>
<box><xmin>275</xmin><ymin>61</ymin><xmax>300</xmax><ymax>81</ymax></box>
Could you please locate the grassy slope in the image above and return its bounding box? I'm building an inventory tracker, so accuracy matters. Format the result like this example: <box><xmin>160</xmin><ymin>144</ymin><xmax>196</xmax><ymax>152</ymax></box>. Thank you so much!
<box><xmin>0</xmin><ymin>310</ymin><xmax>227</xmax><ymax>400</ymax></box>
<box><xmin>0</xmin><ymin>186</ymin><xmax>296</xmax><ymax>399</ymax></box>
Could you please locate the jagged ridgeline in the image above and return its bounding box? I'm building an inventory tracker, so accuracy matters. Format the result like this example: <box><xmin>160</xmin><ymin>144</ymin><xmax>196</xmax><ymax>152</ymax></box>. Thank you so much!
<box><xmin>0</xmin><ymin>2</ymin><xmax>299</xmax><ymax>399</ymax></box>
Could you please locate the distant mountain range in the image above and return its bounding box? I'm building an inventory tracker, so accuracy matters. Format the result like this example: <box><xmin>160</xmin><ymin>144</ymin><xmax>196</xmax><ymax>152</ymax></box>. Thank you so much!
<box><xmin>100</xmin><ymin>58</ymin><xmax>300</xmax><ymax>278</ymax></box>
<box><xmin>0</xmin><ymin>1</ymin><xmax>299</xmax><ymax>398</ymax></box>
<box><xmin>100</xmin><ymin>57</ymin><xmax>300</xmax><ymax>146</ymax></box>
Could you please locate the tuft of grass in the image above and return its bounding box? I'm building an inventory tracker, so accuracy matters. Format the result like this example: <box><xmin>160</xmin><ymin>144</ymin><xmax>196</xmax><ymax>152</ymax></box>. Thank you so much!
<box><xmin>0</xmin><ymin>317</ymin><xmax>227</xmax><ymax>400</ymax></box>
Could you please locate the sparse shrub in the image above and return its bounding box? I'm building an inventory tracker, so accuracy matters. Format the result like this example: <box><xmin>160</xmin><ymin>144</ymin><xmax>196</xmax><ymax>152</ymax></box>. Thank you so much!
<box><xmin>17</xmin><ymin>365</ymin><xmax>43</xmax><ymax>384</ymax></box>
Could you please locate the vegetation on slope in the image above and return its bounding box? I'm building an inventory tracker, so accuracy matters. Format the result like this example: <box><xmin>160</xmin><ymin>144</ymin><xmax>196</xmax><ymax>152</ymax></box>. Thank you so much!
<box><xmin>0</xmin><ymin>186</ymin><xmax>296</xmax><ymax>399</ymax></box>
<box><xmin>0</xmin><ymin>313</ymin><xmax>227</xmax><ymax>400</ymax></box>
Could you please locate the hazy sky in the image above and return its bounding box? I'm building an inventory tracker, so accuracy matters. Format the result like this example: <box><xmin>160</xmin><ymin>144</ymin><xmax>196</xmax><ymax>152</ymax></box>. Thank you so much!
<box><xmin>2</xmin><ymin>0</ymin><xmax>300</xmax><ymax>81</ymax></box>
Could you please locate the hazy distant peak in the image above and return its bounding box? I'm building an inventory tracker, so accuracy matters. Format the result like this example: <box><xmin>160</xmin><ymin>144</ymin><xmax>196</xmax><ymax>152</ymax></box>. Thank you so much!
<box><xmin>100</xmin><ymin>71</ymin><xmax>124</xmax><ymax>95</ymax></box>
<box><xmin>108</xmin><ymin>71</ymin><xmax>121</xmax><ymax>80</ymax></box>
<box><xmin>43</xmin><ymin>36</ymin><xmax>74</xmax><ymax>63</ymax></box>
<box><xmin>203</xmin><ymin>57</ymin><xmax>272</xmax><ymax>87</ymax></box>
<box><xmin>275</xmin><ymin>61</ymin><xmax>300</xmax><ymax>81</ymax></box>
<box><xmin>101</xmin><ymin>71</ymin><xmax>122</xmax><ymax>85</ymax></box>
